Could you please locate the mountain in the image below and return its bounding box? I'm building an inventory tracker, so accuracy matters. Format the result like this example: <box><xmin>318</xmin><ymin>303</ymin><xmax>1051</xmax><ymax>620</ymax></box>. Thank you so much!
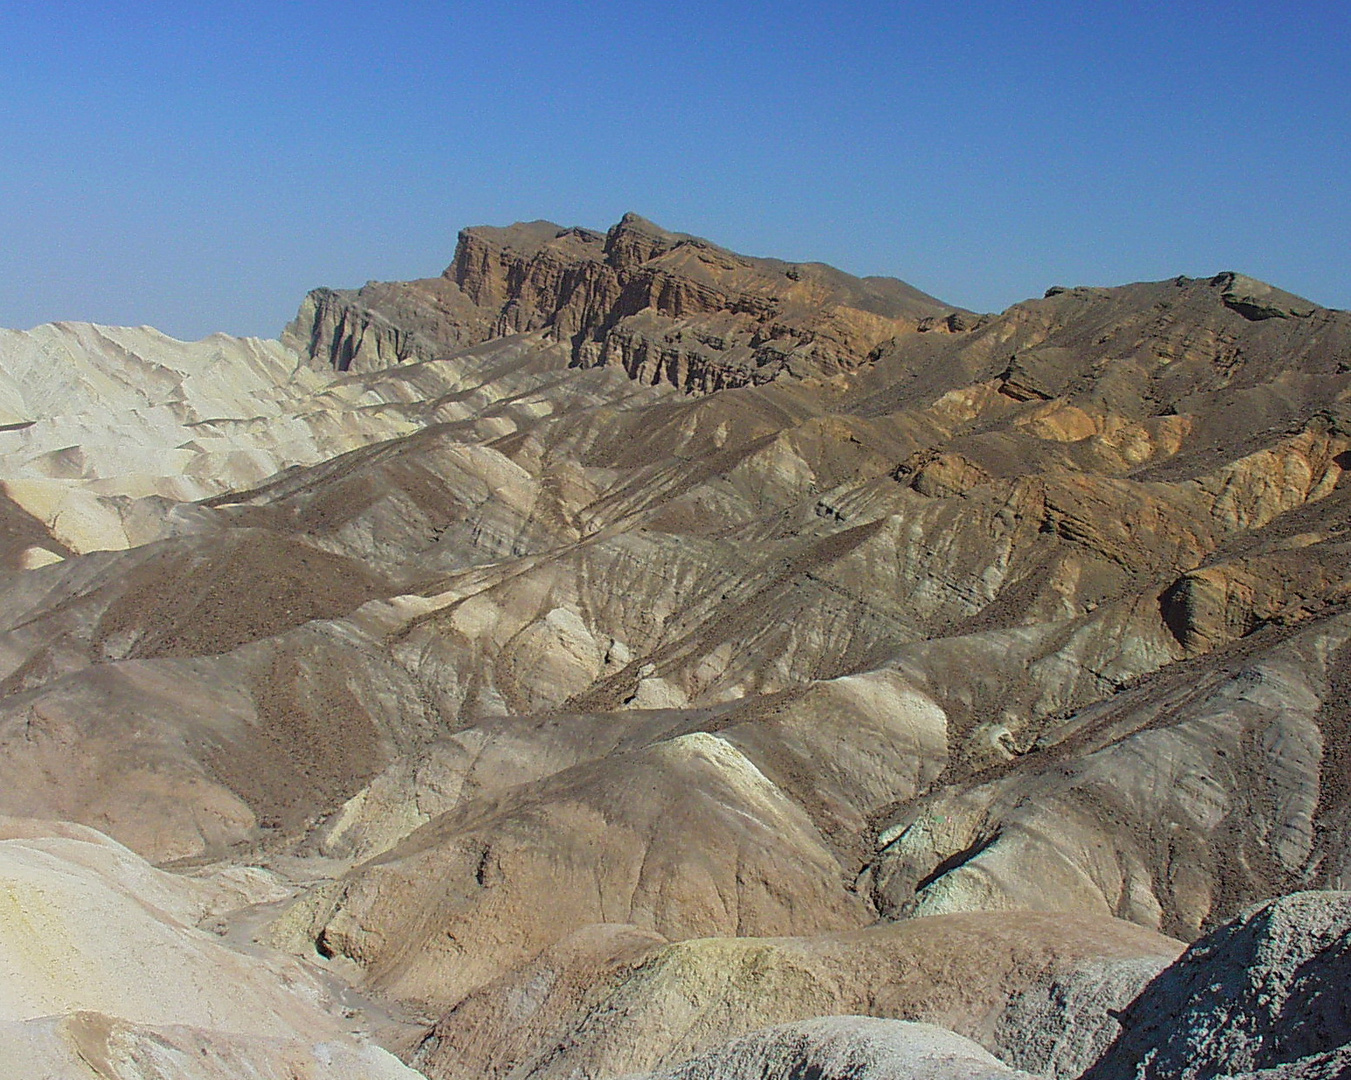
<box><xmin>1</xmin><ymin>214</ymin><xmax>1349</xmax><ymax>1079</ymax></box>
<box><xmin>282</xmin><ymin>212</ymin><xmax>967</xmax><ymax>387</ymax></box>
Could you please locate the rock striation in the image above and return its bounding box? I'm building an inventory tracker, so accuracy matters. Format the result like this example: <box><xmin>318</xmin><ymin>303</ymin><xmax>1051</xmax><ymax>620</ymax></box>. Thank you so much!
<box><xmin>0</xmin><ymin>321</ymin><xmax>429</xmax><ymax>554</ymax></box>
<box><xmin>284</xmin><ymin>213</ymin><xmax>964</xmax><ymax>389</ymax></box>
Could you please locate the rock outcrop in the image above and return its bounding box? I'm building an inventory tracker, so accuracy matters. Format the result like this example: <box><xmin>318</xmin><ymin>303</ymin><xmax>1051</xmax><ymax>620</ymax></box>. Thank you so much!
<box><xmin>284</xmin><ymin>213</ymin><xmax>965</xmax><ymax>389</ymax></box>
<box><xmin>1085</xmin><ymin>891</ymin><xmax>1351</xmax><ymax>1080</ymax></box>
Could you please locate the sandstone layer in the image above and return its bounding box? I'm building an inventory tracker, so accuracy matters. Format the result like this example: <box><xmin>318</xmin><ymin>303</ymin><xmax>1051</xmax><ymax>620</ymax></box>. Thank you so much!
<box><xmin>283</xmin><ymin>213</ymin><xmax>964</xmax><ymax>388</ymax></box>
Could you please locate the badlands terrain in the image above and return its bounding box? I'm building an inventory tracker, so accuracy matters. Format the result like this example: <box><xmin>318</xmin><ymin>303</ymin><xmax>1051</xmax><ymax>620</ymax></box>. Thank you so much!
<box><xmin>1</xmin><ymin>213</ymin><xmax>1349</xmax><ymax>1079</ymax></box>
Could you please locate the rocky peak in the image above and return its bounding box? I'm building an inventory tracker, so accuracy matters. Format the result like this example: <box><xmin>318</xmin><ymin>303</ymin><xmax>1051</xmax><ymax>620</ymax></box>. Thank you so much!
<box><xmin>286</xmin><ymin>213</ymin><xmax>966</xmax><ymax>390</ymax></box>
<box><xmin>1210</xmin><ymin>270</ymin><xmax>1322</xmax><ymax>321</ymax></box>
<box><xmin>604</xmin><ymin>211</ymin><xmax>688</xmax><ymax>268</ymax></box>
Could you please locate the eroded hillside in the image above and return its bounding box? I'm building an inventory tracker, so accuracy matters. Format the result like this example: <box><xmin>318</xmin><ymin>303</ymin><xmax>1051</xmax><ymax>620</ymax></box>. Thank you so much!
<box><xmin>2</xmin><ymin>215</ymin><xmax>1349</xmax><ymax>1079</ymax></box>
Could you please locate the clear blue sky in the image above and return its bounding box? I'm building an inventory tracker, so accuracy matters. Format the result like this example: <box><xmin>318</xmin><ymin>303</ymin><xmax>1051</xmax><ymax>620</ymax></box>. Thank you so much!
<box><xmin>2</xmin><ymin>1</ymin><xmax>1348</xmax><ymax>340</ymax></box>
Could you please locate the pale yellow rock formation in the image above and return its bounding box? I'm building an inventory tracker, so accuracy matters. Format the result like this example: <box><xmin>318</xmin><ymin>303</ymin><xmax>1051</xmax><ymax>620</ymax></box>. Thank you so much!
<box><xmin>0</xmin><ymin>322</ymin><xmax>421</xmax><ymax>553</ymax></box>
<box><xmin>0</xmin><ymin>817</ymin><xmax>421</xmax><ymax>1079</ymax></box>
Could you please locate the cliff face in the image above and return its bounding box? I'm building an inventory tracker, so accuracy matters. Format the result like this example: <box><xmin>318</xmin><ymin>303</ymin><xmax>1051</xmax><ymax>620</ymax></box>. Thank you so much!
<box><xmin>282</xmin><ymin>275</ymin><xmax>493</xmax><ymax>374</ymax></box>
<box><xmin>284</xmin><ymin>213</ymin><xmax>966</xmax><ymax>388</ymax></box>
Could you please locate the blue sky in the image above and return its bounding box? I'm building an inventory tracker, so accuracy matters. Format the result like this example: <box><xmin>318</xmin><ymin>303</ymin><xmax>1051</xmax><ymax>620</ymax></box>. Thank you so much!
<box><xmin>1</xmin><ymin>1</ymin><xmax>1348</xmax><ymax>339</ymax></box>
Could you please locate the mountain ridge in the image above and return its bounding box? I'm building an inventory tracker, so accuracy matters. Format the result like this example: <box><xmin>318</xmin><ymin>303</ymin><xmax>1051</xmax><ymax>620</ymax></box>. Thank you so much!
<box><xmin>282</xmin><ymin>212</ymin><xmax>972</xmax><ymax>389</ymax></box>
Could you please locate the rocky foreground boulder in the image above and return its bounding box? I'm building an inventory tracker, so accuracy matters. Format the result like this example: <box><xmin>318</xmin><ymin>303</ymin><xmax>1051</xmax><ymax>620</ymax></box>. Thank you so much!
<box><xmin>1085</xmin><ymin>891</ymin><xmax>1351</xmax><ymax>1080</ymax></box>
<box><xmin>1</xmin><ymin>214</ymin><xmax>1350</xmax><ymax>1078</ymax></box>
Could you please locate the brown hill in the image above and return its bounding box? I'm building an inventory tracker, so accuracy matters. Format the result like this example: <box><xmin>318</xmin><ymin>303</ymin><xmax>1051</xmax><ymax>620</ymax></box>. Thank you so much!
<box><xmin>283</xmin><ymin>212</ymin><xmax>964</xmax><ymax>388</ymax></box>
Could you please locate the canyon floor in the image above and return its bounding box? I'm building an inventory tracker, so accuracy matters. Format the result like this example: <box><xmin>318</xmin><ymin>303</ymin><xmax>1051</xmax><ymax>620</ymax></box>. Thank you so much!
<box><xmin>1</xmin><ymin>214</ymin><xmax>1349</xmax><ymax>1079</ymax></box>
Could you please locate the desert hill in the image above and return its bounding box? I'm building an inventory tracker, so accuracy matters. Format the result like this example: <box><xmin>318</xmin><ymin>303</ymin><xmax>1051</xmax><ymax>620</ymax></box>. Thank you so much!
<box><xmin>0</xmin><ymin>215</ymin><xmax>1348</xmax><ymax>1079</ymax></box>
